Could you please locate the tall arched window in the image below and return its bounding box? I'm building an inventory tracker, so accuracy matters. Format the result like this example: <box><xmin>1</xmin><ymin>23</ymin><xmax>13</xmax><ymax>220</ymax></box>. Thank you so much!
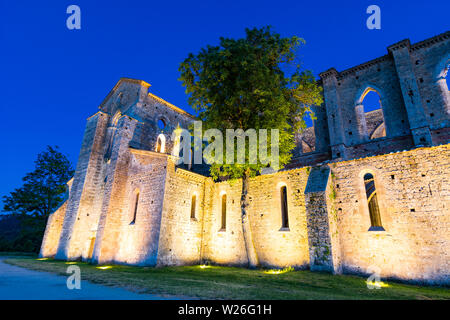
<box><xmin>363</xmin><ymin>173</ymin><xmax>383</xmax><ymax>231</ymax></box>
<box><xmin>356</xmin><ymin>88</ymin><xmax>386</xmax><ymax>140</ymax></box>
<box><xmin>220</xmin><ymin>194</ymin><xmax>227</xmax><ymax>231</ymax></box>
<box><xmin>130</xmin><ymin>190</ymin><xmax>140</xmax><ymax>225</ymax></box>
<box><xmin>445</xmin><ymin>63</ymin><xmax>450</xmax><ymax>90</ymax></box>
<box><xmin>87</xmin><ymin>237</ymin><xmax>96</xmax><ymax>260</ymax></box>
<box><xmin>190</xmin><ymin>194</ymin><xmax>197</xmax><ymax>220</ymax></box>
<box><xmin>435</xmin><ymin>59</ymin><xmax>450</xmax><ymax>116</ymax></box>
<box><xmin>104</xmin><ymin>112</ymin><xmax>121</xmax><ymax>161</ymax></box>
<box><xmin>188</xmin><ymin>149</ymin><xmax>193</xmax><ymax>170</ymax></box>
<box><xmin>280</xmin><ymin>186</ymin><xmax>289</xmax><ymax>229</ymax></box>
<box><xmin>156</xmin><ymin>134</ymin><xmax>165</xmax><ymax>153</ymax></box>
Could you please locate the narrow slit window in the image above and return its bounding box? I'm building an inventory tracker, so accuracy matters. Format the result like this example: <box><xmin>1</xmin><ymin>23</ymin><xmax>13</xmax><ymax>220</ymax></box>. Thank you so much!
<box><xmin>190</xmin><ymin>194</ymin><xmax>197</xmax><ymax>219</ymax></box>
<box><xmin>364</xmin><ymin>173</ymin><xmax>383</xmax><ymax>231</ymax></box>
<box><xmin>130</xmin><ymin>191</ymin><xmax>139</xmax><ymax>224</ymax></box>
<box><xmin>220</xmin><ymin>194</ymin><xmax>227</xmax><ymax>230</ymax></box>
<box><xmin>87</xmin><ymin>237</ymin><xmax>96</xmax><ymax>260</ymax></box>
<box><xmin>156</xmin><ymin>139</ymin><xmax>161</xmax><ymax>153</ymax></box>
<box><xmin>280</xmin><ymin>186</ymin><xmax>289</xmax><ymax>229</ymax></box>
<box><xmin>104</xmin><ymin>129</ymin><xmax>116</xmax><ymax>160</ymax></box>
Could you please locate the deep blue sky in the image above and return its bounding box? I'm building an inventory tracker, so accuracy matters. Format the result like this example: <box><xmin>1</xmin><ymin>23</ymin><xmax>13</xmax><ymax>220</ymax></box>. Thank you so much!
<box><xmin>0</xmin><ymin>0</ymin><xmax>448</xmax><ymax>210</ymax></box>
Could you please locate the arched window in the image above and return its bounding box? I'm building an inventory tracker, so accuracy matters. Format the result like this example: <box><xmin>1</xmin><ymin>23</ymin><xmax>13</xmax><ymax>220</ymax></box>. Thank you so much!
<box><xmin>435</xmin><ymin>59</ymin><xmax>450</xmax><ymax>115</ymax></box>
<box><xmin>445</xmin><ymin>64</ymin><xmax>450</xmax><ymax>90</ymax></box>
<box><xmin>87</xmin><ymin>237</ymin><xmax>96</xmax><ymax>260</ymax></box>
<box><xmin>220</xmin><ymin>194</ymin><xmax>227</xmax><ymax>231</ymax></box>
<box><xmin>188</xmin><ymin>149</ymin><xmax>193</xmax><ymax>170</ymax></box>
<box><xmin>358</xmin><ymin>87</ymin><xmax>386</xmax><ymax>139</ymax></box>
<box><xmin>156</xmin><ymin>134</ymin><xmax>165</xmax><ymax>153</ymax></box>
<box><xmin>280</xmin><ymin>186</ymin><xmax>289</xmax><ymax>229</ymax></box>
<box><xmin>363</xmin><ymin>173</ymin><xmax>383</xmax><ymax>231</ymax></box>
<box><xmin>104</xmin><ymin>112</ymin><xmax>121</xmax><ymax>161</ymax></box>
<box><xmin>130</xmin><ymin>190</ymin><xmax>140</xmax><ymax>225</ymax></box>
<box><xmin>157</xmin><ymin>119</ymin><xmax>166</xmax><ymax>130</ymax></box>
<box><xmin>190</xmin><ymin>194</ymin><xmax>197</xmax><ymax>220</ymax></box>
<box><xmin>361</xmin><ymin>89</ymin><xmax>386</xmax><ymax>140</ymax></box>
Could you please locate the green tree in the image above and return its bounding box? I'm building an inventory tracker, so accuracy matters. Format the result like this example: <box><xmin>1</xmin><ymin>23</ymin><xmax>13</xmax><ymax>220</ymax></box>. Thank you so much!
<box><xmin>179</xmin><ymin>26</ymin><xmax>323</xmax><ymax>267</ymax></box>
<box><xmin>3</xmin><ymin>145</ymin><xmax>74</xmax><ymax>217</ymax></box>
<box><xmin>1</xmin><ymin>146</ymin><xmax>74</xmax><ymax>253</ymax></box>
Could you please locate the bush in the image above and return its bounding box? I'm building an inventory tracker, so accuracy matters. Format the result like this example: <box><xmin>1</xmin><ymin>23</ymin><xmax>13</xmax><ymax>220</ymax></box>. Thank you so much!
<box><xmin>0</xmin><ymin>214</ymin><xmax>46</xmax><ymax>253</ymax></box>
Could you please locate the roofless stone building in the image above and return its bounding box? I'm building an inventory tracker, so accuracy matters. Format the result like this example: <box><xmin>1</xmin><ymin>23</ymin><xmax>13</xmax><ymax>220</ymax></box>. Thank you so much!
<box><xmin>40</xmin><ymin>32</ymin><xmax>450</xmax><ymax>285</ymax></box>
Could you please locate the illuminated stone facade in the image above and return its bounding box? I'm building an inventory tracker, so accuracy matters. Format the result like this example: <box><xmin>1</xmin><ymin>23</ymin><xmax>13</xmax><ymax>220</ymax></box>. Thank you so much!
<box><xmin>40</xmin><ymin>32</ymin><xmax>450</xmax><ymax>285</ymax></box>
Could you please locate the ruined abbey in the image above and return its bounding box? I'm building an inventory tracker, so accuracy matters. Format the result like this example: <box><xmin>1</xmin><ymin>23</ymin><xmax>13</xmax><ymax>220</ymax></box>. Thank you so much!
<box><xmin>40</xmin><ymin>32</ymin><xmax>450</xmax><ymax>285</ymax></box>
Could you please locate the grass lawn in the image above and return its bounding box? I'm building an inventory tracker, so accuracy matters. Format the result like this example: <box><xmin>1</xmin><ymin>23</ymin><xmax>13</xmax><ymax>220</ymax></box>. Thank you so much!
<box><xmin>4</xmin><ymin>257</ymin><xmax>449</xmax><ymax>300</ymax></box>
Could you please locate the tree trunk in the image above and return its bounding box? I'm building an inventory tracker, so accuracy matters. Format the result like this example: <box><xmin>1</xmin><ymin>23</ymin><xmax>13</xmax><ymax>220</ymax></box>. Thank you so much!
<box><xmin>241</xmin><ymin>170</ymin><xmax>259</xmax><ymax>268</ymax></box>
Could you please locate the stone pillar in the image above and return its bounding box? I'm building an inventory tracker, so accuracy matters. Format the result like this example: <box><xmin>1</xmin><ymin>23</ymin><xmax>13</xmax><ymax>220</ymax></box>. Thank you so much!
<box><xmin>388</xmin><ymin>40</ymin><xmax>432</xmax><ymax>146</ymax></box>
<box><xmin>304</xmin><ymin>165</ymin><xmax>341</xmax><ymax>274</ymax></box>
<box><xmin>55</xmin><ymin>112</ymin><xmax>108</xmax><ymax>260</ymax></box>
<box><xmin>354</xmin><ymin>103</ymin><xmax>369</xmax><ymax>141</ymax></box>
<box><xmin>91</xmin><ymin>116</ymin><xmax>138</xmax><ymax>264</ymax></box>
<box><xmin>319</xmin><ymin>69</ymin><xmax>347</xmax><ymax>159</ymax></box>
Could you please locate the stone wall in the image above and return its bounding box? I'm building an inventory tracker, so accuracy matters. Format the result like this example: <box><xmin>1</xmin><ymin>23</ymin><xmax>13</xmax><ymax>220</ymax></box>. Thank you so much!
<box><xmin>293</xmin><ymin>31</ymin><xmax>449</xmax><ymax>166</ymax></box>
<box><xmin>54</xmin><ymin>111</ymin><xmax>109</xmax><ymax>260</ymax></box>
<box><xmin>39</xmin><ymin>201</ymin><xmax>67</xmax><ymax>258</ymax></box>
<box><xmin>156</xmin><ymin>162</ymin><xmax>208</xmax><ymax>266</ymax></box>
<box><xmin>410</xmin><ymin>33</ymin><xmax>450</xmax><ymax>130</ymax></box>
<box><xmin>202</xmin><ymin>168</ymin><xmax>311</xmax><ymax>269</ymax></box>
<box><xmin>304</xmin><ymin>166</ymin><xmax>341</xmax><ymax>273</ymax></box>
<box><xmin>112</xmin><ymin>149</ymin><xmax>169</xmax><ymax>265</ymax></box>
<box><xmin>330</xmin><ymin>144</ymin><xmax>450</xmax><ymax>285</ymax></box>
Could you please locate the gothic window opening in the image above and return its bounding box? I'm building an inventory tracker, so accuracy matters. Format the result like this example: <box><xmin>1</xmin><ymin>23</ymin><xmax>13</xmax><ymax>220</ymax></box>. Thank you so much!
<box><xmin>363</xmin><ymin>173</ymin><xmax>384</xmax><ymax>231</ymax></box>
<box><xmin>104</xmin><ymin>112</ymin><xmax>121</xmax><ymax>161</ymax></box>
<box><xmin>157</xmin><ymin>119</ymin><xmax>166</xmax><ymax>129</ymax></box>
<box><xmin>220</xmin><ymin>194</ymin><xmax>227</xmax><ymax>231</ymax></box>
<box><xmin>87</xmin><ymin>237</ymin><xmax>96</xmax><ymax>260</ymax></box>
<box><xmin>156</xmin><ymin>134</ymin><xmax>165</xmax><ymax>153</ymax></box>
<box><xmin>130</xmin><ymin>190</ymin><xmax>140</xmax><ymax>225</ymax></box>
<box><xmin>188</xmin><ymin>149</ymin><xmax>193</xmax><ymax>170</ymax></box>
<box><xmin>280</xmin><ymin>186</ymin><xmax>289</xmax><ymax>229</ymax></box>
<box><xmin>190</xmin><ymin>194</ymin><xmax>197</xmax><ymax>220</ymax></box>
<box><xmin>104</xmin><ymin>131</ymin><xmax>116</xmax><ymax>161</ymax></box>
<box><xmin>445</xmin><ymin>64</ymin><xmax>450</xmax><ymax>90</ymax></box>
<box><xmin>360</xmin><ymin>88</ymin><xmax>386</xmax><ymax>140</ymax></box>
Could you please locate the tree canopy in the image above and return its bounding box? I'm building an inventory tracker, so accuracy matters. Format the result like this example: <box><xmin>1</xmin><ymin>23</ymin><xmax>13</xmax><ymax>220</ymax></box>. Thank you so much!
<box><xmin>179</xmin><ymin>26</ymin><xmax>323</xmax><ymax>180</ymax></box>
<box><xmin>3</xmin><ymin>145</ymin><xmax>74</xmax><ymax>217</ymax></box>
<box><xmin>179</xmin><ymin>26</ymin><xmax>323</xmax><ymax>267</ymax></box>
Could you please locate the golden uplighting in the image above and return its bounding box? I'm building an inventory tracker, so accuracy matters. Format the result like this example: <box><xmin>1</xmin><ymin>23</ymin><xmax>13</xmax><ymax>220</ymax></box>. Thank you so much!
<box><xmin>36</xmin><ymin>258</ymin><xmax>49</xmax><ymax>261</ymax></box>
<box><xmin>366</xmin><ymin>280</ymin><xmax>390</xmax><ymax>288</ymax></box>
<box><xmin>65</xmin><ymin>262</ymin><xmax>78</xmax><ymax>265</ymax></box>
<box><xmin>263</xmin><ymin>267</ymin><xmax>293</xmax><ymax>275</ymax></box>
<box><xmin>199</xmin><ymin>265</ymin><xmax>211</xmax><ymax>269</ymax></box>
<box><xmin>96</xmin><ymin>266</ymin><xmax>113</xmax><ymax>270</ymax></box>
